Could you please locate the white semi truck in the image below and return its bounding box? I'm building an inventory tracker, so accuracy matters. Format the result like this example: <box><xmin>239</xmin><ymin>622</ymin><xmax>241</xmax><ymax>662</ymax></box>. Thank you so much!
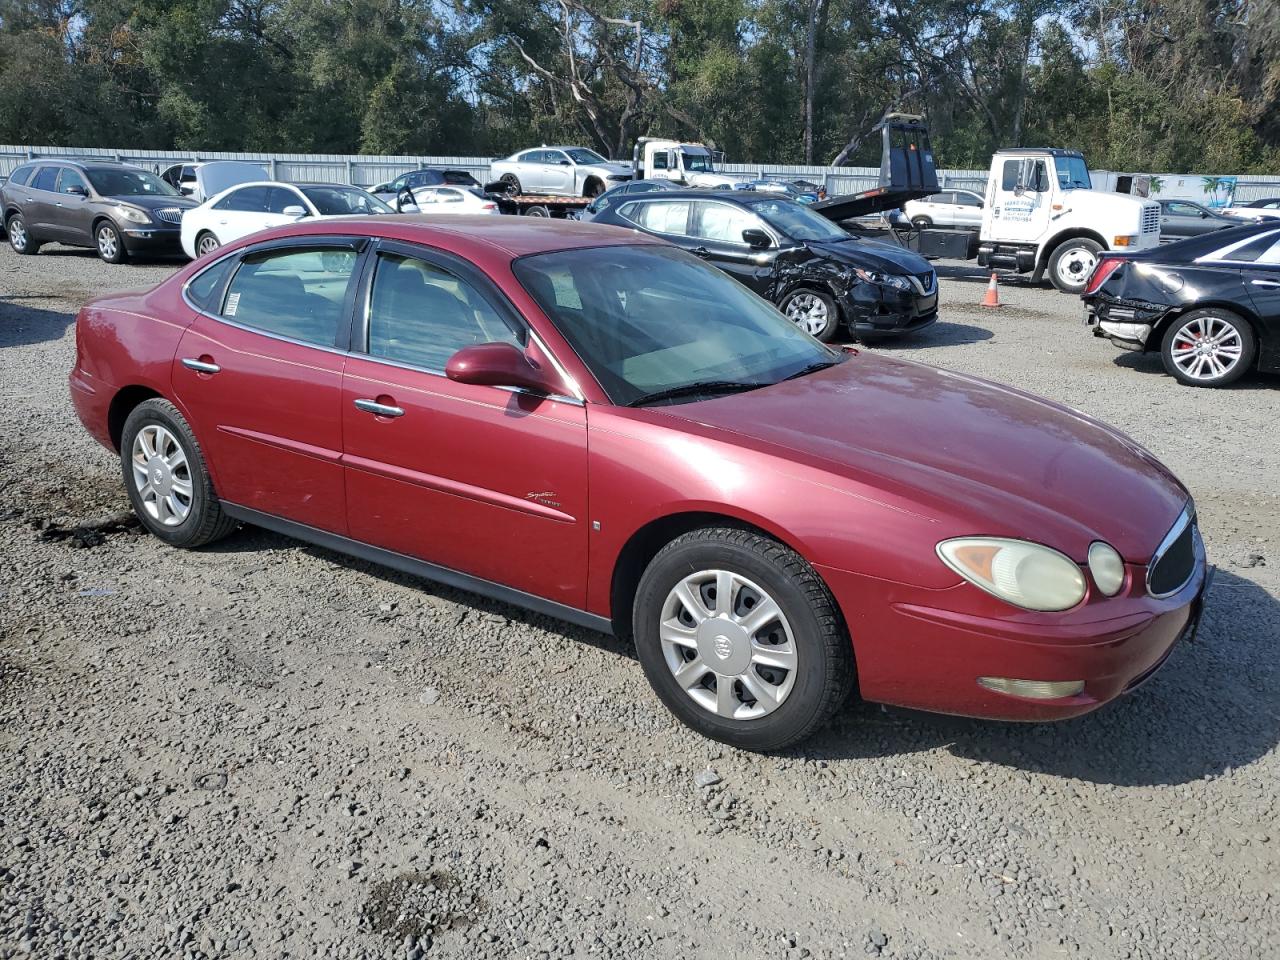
<box><xmin>630</xmin><ymin>138</ymin><xmax>751</xmax><ymax>189</ymax></box>
<box><xmin>975</xmin><ymin>148</ymin><xmax>1162</xmax><ymax>293</ymax></box>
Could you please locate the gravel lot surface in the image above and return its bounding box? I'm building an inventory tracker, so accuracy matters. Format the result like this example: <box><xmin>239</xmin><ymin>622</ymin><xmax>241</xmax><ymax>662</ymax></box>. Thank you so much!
<box><xmin>1</xmin><ymin>241</ymin><xmax>1277</xmax><ymax>960</ymax></box>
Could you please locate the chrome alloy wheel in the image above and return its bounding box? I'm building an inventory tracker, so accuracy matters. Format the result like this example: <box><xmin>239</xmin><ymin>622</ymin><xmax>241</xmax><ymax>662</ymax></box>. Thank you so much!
<box><xmin>1055</xmin><ymin>245</ymin><xmax>1097</xmax><ymax>288</ymax></box>
<box><xmin>97</xmin><ymin>225</ymin><xmax>119</xmax><ymax>260</ymax></box>
<box><xmin>197</xmin><ymin>234</ymin><xmax>221</xmax><ymax>256</ymax></box>
<box><xmin>9</xmin><ymin>218</ymin><xmax>27</xmax><ymax>251</ymax></box>
<box><xmin>1169</xmin><ymin>315</ymin><xmax>1244</xmax><ymax>381</ymax></box>
<box><xmin>659</xmin><ymin>570</ymin><xmax>797</xmax><ymax>720</ymax></box>
<box><xmin>784</xmin><ymin>293</ymin><xmax>830</xmax><ymax>337</ymax></box>
<box><xmin>131</xmin><ymin>424</ymin><xmax>193</xmax><ymax>526</ymax></box>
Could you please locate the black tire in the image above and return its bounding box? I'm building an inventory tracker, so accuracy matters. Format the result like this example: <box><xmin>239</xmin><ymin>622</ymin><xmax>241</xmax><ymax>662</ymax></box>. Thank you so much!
<box><xmin>778</xmin><ymin>287</ymin><xmax>840</xmax><ymax>342</ymax></box>
<box><xmin>584</xmin><ymin>178</ymin><xmax>604</xmax><ymax>198</ymax></box>
<box><xmin>194</xmin><ymin>231</ymin><xmax>221</xmax><ymax>258</ymax></box>
<box><xmin>910</xmin><ymin>215</ymin><xmax>932</xmax><ymax>230</ymax></box>
<box><xmin>633</xmin><ymin>528</ymin><xmax>854</xmax><ymax>752</ymax></box>
<box><xmin>1046</xmin><ymin>237</ymin><xmax>1102</xmax><ymax>294</ymax></box>
<box><xmin>1159</xmin><ymin>308</ymin><xmax>1256</xmax><ymax>388</ymax></box>
<box><xmin>499</xmin><ymin>173</ymin><xmax>522</xmax><ymax>196</ymax></box>
<box><xmin>120</xmin><ymin>398</ymin><xmax>237</xmax><ymax>548</ymax></box>
<box><xmin>95</xmin><ymin>220</ymin><xmax>129</xmax><ymax>264</ymax></box>
<box><xmin>523</xmin><ymin>205</ymin><xmax>551</xmax><ymax>218</ymax></box>
<box><xmin>7</xmin><ymin>214</ymin><xmax>39</xmax><ymax>255</ymax></box>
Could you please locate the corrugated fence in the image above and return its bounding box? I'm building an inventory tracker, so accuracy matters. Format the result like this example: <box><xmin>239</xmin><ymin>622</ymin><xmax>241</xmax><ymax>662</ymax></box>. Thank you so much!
<box><xmin>0</xmin><ymin>144</ymin><xmax>1275</xmax><ymax>201</ymax></box>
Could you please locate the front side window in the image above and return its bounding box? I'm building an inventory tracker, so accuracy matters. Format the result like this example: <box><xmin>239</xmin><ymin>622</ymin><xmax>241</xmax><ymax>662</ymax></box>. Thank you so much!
<box><xmin>513</xmin><ymin>244</ymin><xmax>836</xmax><ymax>406</ymax></box>
<box><xmin>651</xmin><ymin>152</ymin><xmax>668</xmax><ymax>171</ymax></box>
<box><xmin>299</xmin><ymin>186</ymin><xmax>393</xmax><ymax>216</ymax></box>
<box><xmin>366</xmin><ymin>253</ymin><xmax>523</xmax><ymax>371</ymax></box>
<box><xmin>955</xmin><ymin>192</ymin><xmax>983</xmax><ymax>207</ymax></box>
<box><xmin>752</xmin><ymin>199</ymin><xmax>846</xmax><ymax>242</ymax></box>
<box><xmin>266</xmin><ymin>187</ymin><xmax>305</xmax><ymax>214</ymax></box>
<box><xmin>85</xmin><ymin>168</ymin><xmax>178</xmax><ymax>197</ymax></box>
<box><xmin>57</xmin><ymin>168</ymin><xmax>89</xmax><ymax>194</ymax></box>
<box><xmin>622</xmin><ymin>200</ymin><xmax>690</xmax><ymax>236</ymax></box>
<box><xmin>213</xmin><ymin>186</ymin><xmax>271</xmax><ymax>212</ymax></box>
<box><xmin>690</xmin><ymin>202</ymin><xmax>764</xmax><ymax>245</ymax></box>
<box><xmin>222</xmin><ymin>248</ymin><xmax>359</xmax><ymax>346</ymax></box>
<box><xmin>31</xmin><ymin>167</ymin><xmax>59</xmax><ymax>192</ymax></box>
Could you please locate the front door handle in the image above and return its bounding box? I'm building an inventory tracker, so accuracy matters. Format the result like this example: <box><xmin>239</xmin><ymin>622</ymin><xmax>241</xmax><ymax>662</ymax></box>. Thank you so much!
<box><xmin>689</xmin><ymin>246</ymin><xmax>711</xmax><ymax>258</ymax></box>
<box><xmin>1251</xmin><ymin>279</ymin><xmax>1280</xmax><ymax>288</ymax></box>
<box><xmin>181</xmin><ymin>357</ymin><xmax>220</xmax><ymax>374</ymax></box>
<box><xmin>354</xmin><ymin>398</ymin><xmax>405</xmax><ymax>418</ymax></box>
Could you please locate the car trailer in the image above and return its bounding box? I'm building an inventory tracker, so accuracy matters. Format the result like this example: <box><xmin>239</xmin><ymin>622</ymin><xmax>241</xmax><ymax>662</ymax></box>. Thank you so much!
<box><xmin>483</xmin><ymin>181</ymin><xmax>591</xmax><ymax>219</ymax></box>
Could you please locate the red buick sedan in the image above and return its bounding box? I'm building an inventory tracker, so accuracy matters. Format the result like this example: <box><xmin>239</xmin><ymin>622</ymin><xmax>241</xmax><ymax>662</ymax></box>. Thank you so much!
<box><xmin>70</xmin><ymin>216</ymin><xmax>1208</xmax><ymax>750</ymax></box>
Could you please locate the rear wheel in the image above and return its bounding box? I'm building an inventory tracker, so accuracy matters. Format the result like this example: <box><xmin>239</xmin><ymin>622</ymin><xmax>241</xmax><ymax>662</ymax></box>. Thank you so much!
<box><xmin>633</xmin><ymin>528</ymin><xmax>854</xmax><ymax>752</ymax></box>
<box><xmin>120</xmin><ymin>399</ymin><xmax>237</xmax><ymax>547</ymax></box>
<box><xmin>1047</xmin><ymin>238</ymin><xmax>1102</xmax><ymax>293</ymax></box>
<box><xmin>8</xmin><ymin>214</ymin><xmax>39</xmax><ymax>255</ymax></box>
<box><xmin>96</xmin><ymin>221</ymin><xmax>128</xmax><ymax>264</ymax></box>
<box><xmin>584</xmin><ymin>178</ymin><xmax>604</xmax><ymax>198</ymax></box>
<box><xmin>499</xmin><ymin>173</ymin><xmax>522</xmax><ymax>196</ymax></box>
<box><xmin>780</xmin><ymin>288</ymin><xmax>839</xmax><ymax>342</ymax></box>
<box><xmin>911</xmin><ymin>215</ymin><xmax>933</xmax><ymax>230</ymax></box>
<box><xmin>523</xmin><ymin>205</ymin><xmax>551</xmax><ymax>218</ymax></box>
<box><xmin>195</xmin><ymin>232</ymin><xmax>221</xmax><ymax>257</ymax></box>
<box><xmin>1160</xmin><ymin>309</ymin><xmax>1256</xmax><ymax>387</ymax></box>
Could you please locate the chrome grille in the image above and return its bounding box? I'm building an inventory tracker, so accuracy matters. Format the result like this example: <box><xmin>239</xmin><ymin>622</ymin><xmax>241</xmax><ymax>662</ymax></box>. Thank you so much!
<box><xmin>1147</xmin><ymin>507</ymin><xmax>1197</xmax><ymax>597</ymax></box>
<box><xmin>909</xmin><ymin>271</ymin><xmax>937</xmax><ymax>296</ymax></box>
<box><xmin>1141</xmin><ymin>204</ymin><xmax>1160</xmax><ymax>234</ymax></box>
<box><xmin>154</xmin><ymin>207</ymin><xmax>184</xmax><ymax>224</ymax></box>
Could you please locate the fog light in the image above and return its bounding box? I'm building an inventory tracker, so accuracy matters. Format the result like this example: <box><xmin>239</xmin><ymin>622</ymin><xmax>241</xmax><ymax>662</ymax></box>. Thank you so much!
<box><xmin>978</xmin><ymin>677</ymin><xmax>1085</xmax><ymax>699</ymax></box>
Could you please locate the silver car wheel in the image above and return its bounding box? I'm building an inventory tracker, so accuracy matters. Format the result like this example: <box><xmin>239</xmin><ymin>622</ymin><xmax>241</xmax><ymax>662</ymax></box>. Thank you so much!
<box><xmin>784</xmin><ymin>293</ymin><xmax>830</xmax><ymax>336</ymax></box>
<box><xmin>1055</xmin><ymin>245</ymin><xmax>1097</xmax><ymax>288</ymax></box>
<box><xmin>97</xmin><ymin>225</ymin><xmax>119</xmax><ymax>260</ymax></box>
<box><xmin>659</xmin><ymin>569</ymin><xmax>797</xmax><ymax>721</ymax></box>
<box><xmin>1169</xmin><ymin>315</ymin><xmax>1244</xmax><ymax>381</ymax></box>
<box><xmin>197</xmin><ymin>234</ymin><xmax>221</xmax><ymax>256</ymax></box>
<box><xmin>131</xmin><ymin>424</ymin><xmax>193</xmax><ymax>526</ymax></box>
<box><xmin>9</xmin><ymin>218</ymin><xmax>27</xmax><ymax>251</ymax></box>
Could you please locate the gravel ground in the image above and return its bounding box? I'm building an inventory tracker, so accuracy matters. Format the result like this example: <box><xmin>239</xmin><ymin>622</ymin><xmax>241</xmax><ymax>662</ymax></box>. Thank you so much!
<box><xmin>1</xmin><ymin>241</ymin><xmax>1277</xmax><ymax>960</ymax></box>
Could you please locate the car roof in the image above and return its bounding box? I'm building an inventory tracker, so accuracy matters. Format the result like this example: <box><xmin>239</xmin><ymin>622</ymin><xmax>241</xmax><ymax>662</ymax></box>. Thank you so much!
<box><xmin>35</xmin><ymin>159</ymin><xmax>142</xmax><ymax>170</ymax></box>
<box><xmin>992</xmin><ymin>147</ymin><xmax>1085</xmax><ymax>158</ymax></box>
<box><xmin>240</xmin><ymin>215</ymin><xmax>664</xmax><ymax>259</ymax></box>
<box><xmin>614</xmin><ymin>189</ymin><xmax>788</xmax><ymax>206</ymax></box>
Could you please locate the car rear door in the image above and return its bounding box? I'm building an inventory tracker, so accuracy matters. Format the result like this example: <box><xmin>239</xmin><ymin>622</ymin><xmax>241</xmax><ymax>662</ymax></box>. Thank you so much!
<box><xmin>24</xmin><ymin>165</ymin><xmax>60</xmax><ymax>235</ymax></box>
<box><xmin>207</xmin><ymin>185</ymin><xmax>276</xmax><ymax>245</ymax></box>
<box><xmin>340</xmin><ymin>241</ymin><xmax>589</xmax><ymax>608</ymax></box>
<box><xmin>1240</xmin><ymin>233</ymin><xmax>1280</xmax><ymax>369</ymax></box>
<box><xmin>171</xmin><ymin>239</ymin><xmax>365</xmax><ymax>533</ymax></box>
<box><xmin>686</xmin><ymin>199</ymin><xmax>778</xmax><ymax>297</ymax></box>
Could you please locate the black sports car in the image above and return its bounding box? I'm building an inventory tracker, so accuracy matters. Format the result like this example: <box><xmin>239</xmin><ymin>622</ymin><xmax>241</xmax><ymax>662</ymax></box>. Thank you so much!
<box><xmin>1083</xmin><ymin>221</ymin><xmax>1280</xmax><ymax>387</ymax></box>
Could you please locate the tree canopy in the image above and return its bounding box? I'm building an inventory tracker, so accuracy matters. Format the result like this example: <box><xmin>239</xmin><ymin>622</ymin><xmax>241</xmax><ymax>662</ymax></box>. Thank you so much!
<box><xmin>1</xmin><ymin>0</ymin><xmax>1276</xmax><ymax>173</ymax></box>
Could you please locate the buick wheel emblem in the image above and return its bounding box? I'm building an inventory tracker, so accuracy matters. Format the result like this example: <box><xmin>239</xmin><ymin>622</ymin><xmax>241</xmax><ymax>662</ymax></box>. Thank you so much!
<box><xmin>713</xmin><ymin>635</ymin><xmax>733</xmax><ymax>660</ymax></box>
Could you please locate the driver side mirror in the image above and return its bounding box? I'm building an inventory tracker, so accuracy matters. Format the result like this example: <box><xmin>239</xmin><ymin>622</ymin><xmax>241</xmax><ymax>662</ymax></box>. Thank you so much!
<box><xmin>558</xmin><ymin>159</ymin><xmax>571</xmax><ymax>166</ymax></box>
<box><xmin>741</xmin><ymin>228</ymin><xmax>772</xmax><ymax>249</ymax></box>
<box><xmin>445</xmin><ymin>343</ymin><xmax>563</xmax><ymax>396</ymax></box>
<box><xmin>395</xmin><ymin>190</ymin><xmax>418</xmax><ymax>212</ymax></box>
<box><xmin>65</xmin><ymin>184</ymin><xmax>88</xmax><ymax>197</ymax></box>
<box><xmin>282</xmin><ymin>205</ymin><xmax>308</xmax><ymax>219</ymax></box>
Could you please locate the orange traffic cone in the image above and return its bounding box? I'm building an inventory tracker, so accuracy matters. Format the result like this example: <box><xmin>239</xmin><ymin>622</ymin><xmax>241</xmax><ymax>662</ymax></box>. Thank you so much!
<box><xmin>981</xmin><ymin>272</ymin><xmax>1002</xmax><ymax>308</ymax></box>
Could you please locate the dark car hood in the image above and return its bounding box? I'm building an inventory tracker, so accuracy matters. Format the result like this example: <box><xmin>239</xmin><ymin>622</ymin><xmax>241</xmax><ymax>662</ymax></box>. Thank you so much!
<box><xmin>802</xmin><ymin>237</ymin><xmax>931</xmax><ymax>276</ymax></box>
<box><xmin>654</xmin><ymin>353</ymin><xmax>1188</xmax><ymax>561</ymax></box>
<box><xmin>105</xmin><ymin>194</ymin><xmax>197</xmax><ymax>211</ymax></box>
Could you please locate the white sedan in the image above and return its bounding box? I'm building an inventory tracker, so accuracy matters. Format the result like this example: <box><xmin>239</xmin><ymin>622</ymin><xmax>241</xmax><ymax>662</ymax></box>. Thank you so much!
<box><xmin>396</xmin><ymin>185</ymin><xmax>501</xmax><ymax>215</ymax></box>
<box><xmin>180</xmin><ymin>181</ymin><xmax>395</xmax><ymax>259</ymax></box>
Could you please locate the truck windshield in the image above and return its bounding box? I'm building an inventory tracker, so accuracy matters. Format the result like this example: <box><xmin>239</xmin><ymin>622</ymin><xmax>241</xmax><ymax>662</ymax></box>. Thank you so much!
<box><xmin>1057</xmin><ymin>156</ymin><xmax>1092</xmax><ymax>190</ymax></box>
<box><xmin>681</xmin><ymin>151</ymin><xmax>713</xmax><ymax>173</ymax></box>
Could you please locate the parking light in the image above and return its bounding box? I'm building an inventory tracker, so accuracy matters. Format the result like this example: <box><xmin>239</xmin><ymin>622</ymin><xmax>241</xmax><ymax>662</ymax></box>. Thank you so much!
<box><xmin>978</xmin><ymin>678</ymin><xmax>1086</xmax><ymax>699</ymax></box>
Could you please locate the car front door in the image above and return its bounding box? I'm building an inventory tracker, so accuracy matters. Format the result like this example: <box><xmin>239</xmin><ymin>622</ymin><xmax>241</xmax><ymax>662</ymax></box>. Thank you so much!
<box><xmin>953</xmin><ymin>191</ymin><xmax>984</xmax><ymax>228</ymax></box>
<box><xmin>544</xmin><ymin>151</ymin><xmax>574</xmax><ymax>195</ymax></box>
<box><xmin>686</xmin><ymin>200</ymin><xmax>778</xmax><ymax>296</ymax></box>
<box><xmin>171</xmin><ymin>241</ymin><xmax>364</xmax><ymax>533</ymax></box>
<box><xmin>51</xmin><ymin>167</ymin><xmax>95</xmax><ymax>244</ymax></box>
<box><xmin>1165</xmin><ymin>202</ymin><xmax>1218</xmax><ymax>238</ymax></box>
<box><xmin>340</xmin><ymin>242</ymin><xmax>589</xmax><ymax>608</ymax></box>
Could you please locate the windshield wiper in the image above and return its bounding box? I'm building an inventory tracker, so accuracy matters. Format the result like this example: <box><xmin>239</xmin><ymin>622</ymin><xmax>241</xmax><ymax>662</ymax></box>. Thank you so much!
<box><xmin>626</xmin><ymin>380</ymin><xmax>770</xmax><ymax>407</ymax></box>
<box><xmin>781</xmin><ymin>359</ymin><xmax>841</xmax><ymax>381</ymax></box>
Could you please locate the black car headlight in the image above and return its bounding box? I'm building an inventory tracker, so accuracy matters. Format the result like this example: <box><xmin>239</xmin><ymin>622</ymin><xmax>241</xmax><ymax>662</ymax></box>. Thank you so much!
<box><xmin>854</xmin><ymin>268</ymin><xmax>912</xmax><ymax>291</ymax></box>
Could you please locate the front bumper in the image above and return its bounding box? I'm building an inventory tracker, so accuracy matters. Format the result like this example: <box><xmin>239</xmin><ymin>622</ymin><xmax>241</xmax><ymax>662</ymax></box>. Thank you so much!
<box><xmin>843</xmin><ymin>283</ymin><xmax>938</xmax><ymax>338</ymax></box>
<box><xmin>816</xmin><ymin>547</ymin><xmax>1209</xmax><ymax>722</ymax></box>
<box><xmin>120</xmin><ymin>226</ymin><xmax>185</xmax><ymax>254</ymax></box>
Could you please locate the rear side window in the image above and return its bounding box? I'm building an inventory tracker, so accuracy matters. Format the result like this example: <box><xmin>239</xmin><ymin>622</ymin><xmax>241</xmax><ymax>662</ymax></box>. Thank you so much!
<box><xmin>31</xmin><ymin>167</ymin><xmax>59</xmax><ymax>192</ymax></box>
<box><xmin>187</xmin><ymin>257</ymin><xmax>237</xmax><ymax>312</ymax></box>
<box><xmin>622</xmin><ymin>200</ymin><xmax>690</xmax><ymax>236</ymax></box>
<box><xmin>6</xmin><ymin>164</ymin><xmax>36</xmax><ymax>186</ymax></box>
<box><xmin>222</xmin><ymin>248</ymin><xmax>360</xmax><ymax>346</ymax></box>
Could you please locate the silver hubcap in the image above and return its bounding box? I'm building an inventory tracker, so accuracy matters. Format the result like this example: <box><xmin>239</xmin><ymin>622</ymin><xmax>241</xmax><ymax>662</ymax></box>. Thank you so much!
<box><xmin>1170</xmin><ymin>316</ymin><xmax>1243</xmax><ymax>380</ymax></box>
<box><xmin>660</xmin><ymin>570</ymin><xmax>797</xmax><ymax>720</ymax></box>
<box><xmin>9</xmin><ymin>219</ymin><xmax>26</xmax><ymax>249</ymax></box>
<box><xmin>198</xmin><ymin>235</ymin><xmax>219</xmax><ymax>255</ymax></box>
<box><xmin>131</xmin><ymin>425</ymin><xmax>193</xmax><ymax>526</ymax></box>
<box><xmin>98</xmin><ymin>227</ymin><xmax>118</xmax><ymax>259</ymax></box>
<box><xmin>1056</xmin><ymin>246</ymin><xmax>1097</xmax><ymax>287</ymax></box>
<box><xmin>785</xmin><ymin>294</ymin><xmax>830</xmax><ymax>336</ymax></box>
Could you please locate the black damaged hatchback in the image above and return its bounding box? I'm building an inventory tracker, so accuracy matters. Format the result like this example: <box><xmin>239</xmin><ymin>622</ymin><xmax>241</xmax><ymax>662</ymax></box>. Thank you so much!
<box><xmin>590</xmin><ymin>190</ymin><xmax>937</xmax><ymax>342</ymax></box>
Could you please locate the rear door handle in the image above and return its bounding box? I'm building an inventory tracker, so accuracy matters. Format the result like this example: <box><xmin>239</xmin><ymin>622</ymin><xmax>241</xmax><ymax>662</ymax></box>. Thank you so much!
<box><xmin>354</xmin><ymin>398</ymin><xmax>404</xmax><ymax>418</ymax></box>
<box><xmin>181</xmin><ymin>357</ymin><xmax>220</xmax><ymax>374</ymax></box>
<box><xmin>1251</xmin><ymin>279</ymin><xmax>1280</xmax><ymax>288</ymax></box>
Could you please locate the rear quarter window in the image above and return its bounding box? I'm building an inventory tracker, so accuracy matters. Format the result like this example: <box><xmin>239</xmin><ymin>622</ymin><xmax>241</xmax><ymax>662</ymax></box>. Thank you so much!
<box><xmin>186</xmin><ymin>257</ymin><xmax>238</xmax><ymax>312</ymax></box>
<box><xmin>6</xmin><ymin>164</ymin><xmax>36</xmax><ymax>187</ymax></box>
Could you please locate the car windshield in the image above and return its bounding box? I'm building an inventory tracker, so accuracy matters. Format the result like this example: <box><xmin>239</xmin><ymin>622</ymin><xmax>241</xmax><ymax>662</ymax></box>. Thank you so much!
<box><xmin>85</xmin><ymin>169</ymin><xmax>179</xmax><ymax>197</ymax></box>
<box><xmin>1056</xmin><ymin>156</ymin><xmax>1092</xmax><ymax>190</ymax></box>
<box><xmin>300</xmin><ymin>187</ymin><xmax>394</xmax><ymax>215</ymax></box>
<box><xmin>565</xmin><ymin>148</ymin><xmax>606</xmax><ymax>165</ymax></box>
<box><xmin>513</xmin><ymin>244</ymin><xmax>838</xmax><ymax>406</ymax></box>
<box><xmin>752</xmin><ymin>199</ymin><xmax>848</xmax><ymax>242</ymax></box>
<box><xmin>681</xmin><ymin>151</ymin><xmax>713</xmax><ymax>173</ymax></box>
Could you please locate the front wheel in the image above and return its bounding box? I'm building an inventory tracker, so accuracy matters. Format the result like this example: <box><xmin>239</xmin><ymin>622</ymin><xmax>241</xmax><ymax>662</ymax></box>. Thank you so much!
<box><xmin>8</xmin><ymin>215</ymin><xmax>39</xmax><ymax>255</ymax></box>
<box><xmin>584</xmin><ymin>178</ymin><xmax>604</xmax><ymax>198</ymax></box>
<box><xmin>1047</xmin><ymin>238</ymin><xmax>1102</xmax><ymax>293</ymax></box>
<box><xmin>120</xmin><ymin>399</ymin><xmax>237</xmax><ymax>547</ymax></box>
<box><xmin>779</xmin><ymin>287</ymin><xmax>839</xmax><ymax>342</ymax></box>
<box><xmin>523</xmin><ymin>205</ymin><xmax>551</xmax><ymax>218</ymax></box>
<box><xmin>1160</xmin><ymin>309</ymin><xmax>1256</xmax><ymax>387</ymax></box>
<box><xmin>911</xmin><ymin>215</ymin><xmax>932</xmax><ymax>230</ymax></box>
<box><xmin>633</xmin><ymin>528</ymin><xmax>854</xmax><ymax>752</ymax></box>
<box><xmin>195</xmin><ymin>231</ymin><xmax>221</xmax><ymax>258</ymax></box>
<box><xmin>96</xmin><ymin>221</ymin><xmax>128</xmax><ymax>264</ymax></box>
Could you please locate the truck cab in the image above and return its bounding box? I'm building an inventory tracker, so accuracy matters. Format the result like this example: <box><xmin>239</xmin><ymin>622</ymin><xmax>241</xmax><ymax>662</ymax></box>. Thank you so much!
<box><xmin>632</xmin><ymin>138</ymin><xmax>749</xmax><ymax>190</ymax></box>
<box><xmin>978</xmin><ymin>148</ymin><xmax>1161</xmax><ymax>293</ymax></box>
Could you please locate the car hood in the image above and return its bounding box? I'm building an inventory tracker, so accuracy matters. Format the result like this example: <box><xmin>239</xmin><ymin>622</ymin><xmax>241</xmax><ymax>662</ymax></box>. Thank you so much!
<box><xmin>584</xmin><ymin>162</ymin><xmax>633</xmax><ymax>178</ymax></box>
<box><xmin>653</xmin><ymin>353</ymin><xmax>1188</xmax><ymax>561</ymax></box>
<box><xmin>801</xmin><ymin>237</ymin><xmax>932</xmax><ymax>276</ymax></box>
<box><xmin>107</xmin><ymin>194</ymin><xmax>198</xmax><ymax>211</ymax></box>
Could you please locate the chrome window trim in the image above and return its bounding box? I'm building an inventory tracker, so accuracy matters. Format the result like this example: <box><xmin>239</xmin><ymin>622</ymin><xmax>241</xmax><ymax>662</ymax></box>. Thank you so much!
<box><xmin>1146</xmin><ymin>502</ymin><xmax>1199</xmax><ymax>599</ymax></box>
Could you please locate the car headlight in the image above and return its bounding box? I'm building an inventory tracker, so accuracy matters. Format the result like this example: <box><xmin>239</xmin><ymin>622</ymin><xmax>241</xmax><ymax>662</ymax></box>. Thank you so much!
<box><xmin>1087</xmin><ymin>541</ymin><xmax>1126</xmax><ymax>596</ymax></box>
<box><xmin>854</xmin><ymin>268</ymin><xmax>911</xmax><ymax>291</ymax></box>
<box><xmin>116</xmin><ymin>205</ymin><xmax>151</xmax><ymax>224</ymax></box>
<box><xmin>937</xmin><ymin>538</ymin><xmax>1087</xmax><ymax>612</ymax></box>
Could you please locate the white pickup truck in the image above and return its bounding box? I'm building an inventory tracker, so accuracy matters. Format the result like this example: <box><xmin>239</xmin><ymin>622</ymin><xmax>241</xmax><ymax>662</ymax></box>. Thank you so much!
<box><xmin>630</xmin><ymin>138</ymin><xmax>751</xmax><ymax>190</ymax></box>
<box><xmin>977</xmin><ymin>148</ymin><xmax>1162</xmax><ymax>293</ymax></box>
